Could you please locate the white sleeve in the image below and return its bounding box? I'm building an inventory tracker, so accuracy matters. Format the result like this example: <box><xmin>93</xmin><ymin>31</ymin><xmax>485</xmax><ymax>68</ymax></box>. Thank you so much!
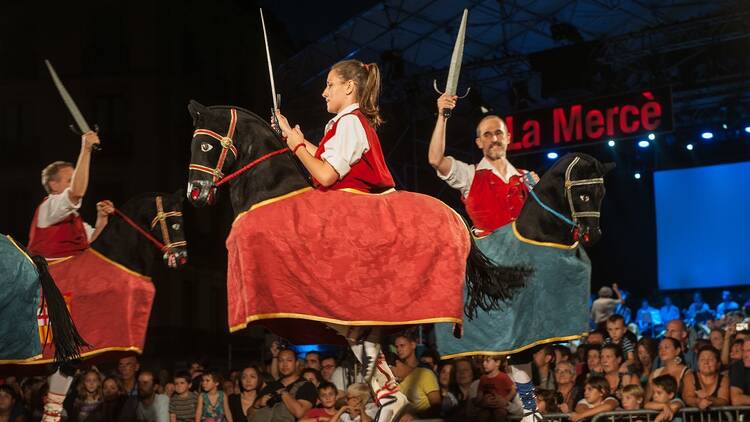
<box><xmin>83</xmin><ymin>222</ymin><xmax>95</xmax><ymax>241</ymax></box>
<box><xmin>320</xmin><ymin>114</ymin><xmax>370</xmax><ymax>179</ymax></box>
<box><xmin>37</xmin><ymin>188</ymin><xmax>82</xmax><ymax>228</ymax></box>
<box><xmin>436</xmin><ymin>156</ymin><xmax>475</xmax><ymax>198</ymax></box>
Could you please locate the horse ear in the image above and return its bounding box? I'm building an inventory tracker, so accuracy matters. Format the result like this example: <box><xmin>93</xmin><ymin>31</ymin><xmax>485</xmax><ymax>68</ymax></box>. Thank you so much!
<box><xmin>188</xmin><ymin>100</ymin><xmax>207</xmax><ymax>122</ymax></box>
<box><xmin>602</xmin><ymin>162</ymin><xmax>616</xmax><ymax>174</ymax></box>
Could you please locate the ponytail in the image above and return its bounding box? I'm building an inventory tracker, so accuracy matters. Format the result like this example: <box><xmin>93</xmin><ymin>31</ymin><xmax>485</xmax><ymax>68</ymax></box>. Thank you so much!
<box><xmin>331</xmin><ymin>59</ymin><xmax>384</xmax><ymax>128</ymax></box>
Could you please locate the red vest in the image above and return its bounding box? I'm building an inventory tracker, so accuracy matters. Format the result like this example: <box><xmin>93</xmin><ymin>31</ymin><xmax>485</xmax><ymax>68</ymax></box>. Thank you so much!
<box><xmin>28</xmin><ymin>199</ymin><xmax>89</xmax><ymax>258</ymax></box>
<box><xmin>314</xmin><ymin>109</ymin><xmax>395</xmax><ymax>193</ymax></box>
<box><xmin>463</xmin><ymin>170</ymin><xmax>529</xmax><ymax>233</ymax></box>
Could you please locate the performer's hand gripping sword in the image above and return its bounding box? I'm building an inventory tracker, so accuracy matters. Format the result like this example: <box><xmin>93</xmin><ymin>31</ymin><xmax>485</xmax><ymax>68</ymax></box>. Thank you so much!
<box><xmin>44</xmin><ymin>60</ymin><xmax>101</xmax><ymax>151</ymax></box>
<box><xmin>433</xmin><ymin>8</ymin><xmax>471</xmax><ymax>119</ymax></box>
<box><xmin>260</xmin><ymin>8</ymin><xmax>282</xmax><ymax>136</ymax></box>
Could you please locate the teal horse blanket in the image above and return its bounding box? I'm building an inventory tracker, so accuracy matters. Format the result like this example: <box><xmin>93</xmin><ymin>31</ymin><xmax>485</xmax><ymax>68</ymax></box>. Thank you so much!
<box><xmin>0</xmin><ymin>235</ymin><xmax>42</xmax><ymax>362</ymax></box>
<box><xmin>435</xmin><ymin>222</ymin><xmax>590</xmax><ymax>358</ymax></box>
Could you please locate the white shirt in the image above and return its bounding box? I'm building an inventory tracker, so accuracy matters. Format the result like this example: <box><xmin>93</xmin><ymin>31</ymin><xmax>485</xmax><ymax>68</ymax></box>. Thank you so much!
<box><xmin>437</xmin><ymin>156</ymin><xmax>522</xmax><ymax>198</ymax></box>
<box><xmin>136</xmin><ymin>394</ymin><xmax>170</xmax><ymax>422</ymax></box>
<box><xmin>321</xmin><ymin>103</ymin><xmax>370</xmax><ymax>179</ymax></box>
<box><xmin>36</xmin><ymin>187</ymin><xmax>95</xmax><ymax>241</ymax></box>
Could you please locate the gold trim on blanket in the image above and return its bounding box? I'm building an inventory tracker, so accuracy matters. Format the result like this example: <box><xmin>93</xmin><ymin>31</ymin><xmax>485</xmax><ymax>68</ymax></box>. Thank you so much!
<box><xmin>512</xmin><ymin>221</ymin><xmax>579</xmax><ymax>250</ymax></box>
<box><xmin>86</xmin><ymin>249</ymin><xmax>151</xmax><ymax>280</ymax></box>
<box><xmin>439</xmin><ymin>332</ymin><xmax>587</xmax><ymax>360</ymax></box>
<box><xmin>7</xmin><ymin>346</ymin><xmax>144</xmax><ymax>366</ymax></box>
<box><xmin>230</xmin><ymin>312</ymin><xmax>462</xmax><ymax>333</ymax></box>
<box><xmin>0</xmin><ymin>353</ymin><xmax>43</xmax><ymax>365</ymax></box>
<box><xmin>233</xmin><ymin>187</ymin><xmax>314</xmax><ymax>224</ymax></box>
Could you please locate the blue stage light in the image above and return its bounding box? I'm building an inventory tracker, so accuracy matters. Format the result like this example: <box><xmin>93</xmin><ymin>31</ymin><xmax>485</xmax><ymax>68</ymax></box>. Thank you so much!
<box><xmin>745</xmin><ymin>126</ymin><xmax>750</xmax><ymax>134</ymax></box>
<box><xmin>701</xmin><ymin>132</ymin><xmax>714</xmax><ymax>140</ymax></box>
<box><xmin>648</xmin><ymin>133</ymin><xmax>656</xmax><ymax>140</ymax></box>
<box><xmin>547</xmin><ymin>152</ymin><xmax>558</xmax><ymax>160</ymax></box>
<box><xmin>638</xmin><ymin>140</ymin><xmax>650</xmax><ymax>148</ymax></box>
<box><xmin>686</xmin><ymin>143</ymin><xmax>694</xmax><ymax>151</ymax></box>
<box><xmin>634</xmin><ymin>172</ymin><xmax>642</xmax><ymax>180</ymax></box>
<box><xmin>607</xmin><ymin>139</ymin><xmax>616</xmax><ymax>147</ymax></box>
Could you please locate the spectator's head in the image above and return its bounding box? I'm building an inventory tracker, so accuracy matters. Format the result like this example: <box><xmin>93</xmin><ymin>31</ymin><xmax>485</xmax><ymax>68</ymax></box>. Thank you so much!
<box><xmin>586</xmin><ymin>344</ymin><xmax>602</xmax><ymax>372</ymax></box>
<box><xmin>481</xmin><ymin>355</ymin><xmax>503</xmax><ymax>375</ymax></box>
<box><xmin>665</xmin><ymin>320</ymin><xmax>688</xmax><ymax>345</ymax></box>
<box><xmin>317</xmin><ymin>381</ymin><xmax>338</xmax><ymax>410</ymax></box>
<box><xmin>658</xmin><ymin>337</ymin><xmax>684</xmax><ymax>366</ymax></box>
<box><xmin>189</xmin><ymin>360</ymin><xmax>205</xmax><ymax>378</ymax></box>
<box><xmin>535</xmin><ymin>389</ymin><xmax>561</xmax><ymax>413</ymax></box>
<box><xmin>652</xmin><ymin>374</ymin><xmax>678</xmax><ymax>403</ymax></box>
<box><xmin>586</xmin><ymin>331</ymin><xmax>605</xmax><ymax>345</ymax></box>
<box><xmin>102</xmin><ymin>376</ymin><xmax>125</xmax><ymax>401</ymax></box>
<box><xmin>554</xmin><ymin>360</ymin><xmax>576</xmax><ymax>386</ymax></box>
<box><xmin>696</xmin><ymin>345</ymin><xmax>721</xmax><ymax>376</ymax></box>
<box><xmin>173</xmin><ymin>372</ymin><xmax>191</xmax><ymax>395</ymax></box>
<box><xmin>709</xmin><ymin>328</ymin><xmax>725</xmax><ymax>351</ymax></box>
<box><xmin>553</xmin><ymin>345</ymin><xmax>572</xmax><ymax>364</ymax></box>
<box><xmin>693</xmin><ymin>292</ymin><xmax>703</xmax><ymax>303</ymax></box>
<box><xmin>453</xmin><ymin>358</ymin><xmax>477</xmax><ymax>388</ymax></box>
<box><xmin>394</xmin><ymin>332</ymin><xmax>418</xmax><ymax>362</ymax></box>
<box><xmin>117</xmin><ymin>355</ymin><xmax>140</xmax><ymax>382</ymax></box>
<box><xmin>621</xmin><ymin>384</ymin><xmax>644</xmax><ymax>410</ymax></box>
<box><xmin>743</xmin><ymin>338</ymin><xmax>750</xmax><ymax>368</ymax></box>
<box><xmin>41</xmin><ymin>161</ymin><xmax>74</xmax><ymax>194</ymax></box>
<box><xmin>239</xmin><ymin>366</ymin><xmax>264</xmax><ymax>393</ymax></box>
<box><xmin>77</xmin><ymin>369</ymin><xmax>103</xmax><ymax>400</ymax></box>
<box><xmin>637</xmin><ymin>337</ymin><xmax>658</xmax><ymax>369</ymax></box>
<box><xmin>663</xmin><ymin>297</ymin><xmax>672</xmax><ymax>306</ymax></box>
<box><xmin>598</xmin><ymin>286</ymin><xmax>614</xmax><ymax>298</ymax></box>
<box><xmin>722</xmin><ymin>290</ymin><xmax>731</xmax><ymax>301</ymax></box>
<box><xmin>320</xmin><ymin>356</ymin><xmax>337</xmax><ymax>381</ymax></box>
<box><xmin>601</xmin><ymin>344</ymin><xmax>624</xmax><ymax>375</ymax></box>
<box><xmin>641</xmin><ymin>299</ymin><xmax>650</xmax><ymax>309</ymax></box>
<box><xmin>606</xmin><ymin>315</ymin><xmax>627</xmax><ymax>343</ymax></box>
<box><xmin>278</xmin><ymin>349</ymin><xmax>299</xmax><ymax>378</ymax></box>
<box><xmin>419</xmin><ymin>349</ymin><xmax>440</xmax><ymax>372</ymax></box>
<box><xmin>345</xmin><ymin>383</ymin><xmax>371</xmax><ymax>408</ymax></box>
<box><xmin>304</xmin><ymin>351</ymin><xmax>321</xmax><ymax>370</ymax></box>
<box><xmin>301</xmin><ymin>368</ymin><xmax>323</xmax><ymax>387</ymax></box>
<box><xmin>137</xmin><ymin>370</ymin><xmax>157</xmax><ymax>400</ymax></box>
<box><xmin>533</xmin><ymin>344</ymin><xmax>555</xmax><ymax>369</ymax></box>
<box><xmin>222</xmin><ymin>379</ymin><xmax>235</xmax><ymax>395</ymax></box>
<box><xmin>438</xmin><ymin>362</ymin><xmax>454</xmax><ymax>389</ymax></box>
<box><xmin>731</xmin><ymin>338</ymin><xmax>744</xmax><ymax>363</ymax></box>
<box><xmin>0</xmin><ymin>385</ymin><xmax>18</xmax><ymax>416</ymax></box>
<box><xmin>200</xmin><ymin>370</ymin><xmax>222</xmax><ymax>393</ymax></box>
<box><xmin>583</xmin><ymin>376</ymin><xmax>610</xmax><ymax>405</ymax></box>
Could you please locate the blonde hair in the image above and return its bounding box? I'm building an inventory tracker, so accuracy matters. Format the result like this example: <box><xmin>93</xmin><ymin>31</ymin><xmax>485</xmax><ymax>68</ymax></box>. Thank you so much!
<box><xmin>346</xmin><ymin>383</ymin><xmax>371</xmax><ymax>403</ymax></box>
<box><xmin>622</xmin><ymin>384</ymin><xmax>644</xmax><ymax>401</ymax></box>
<box><xmin>76</xmin><ymin>369</ymin><xmax>103</xmax><ymax>401</ymax></box>
<box><xmin>41</xmin><ymin>161</ymin><xmax>73</xmax><ymax>193</ymax></box>
<box><xmin>331</xmin><ymin>59</ymin><xmax>383</xmax><ymax>128</ymax></box>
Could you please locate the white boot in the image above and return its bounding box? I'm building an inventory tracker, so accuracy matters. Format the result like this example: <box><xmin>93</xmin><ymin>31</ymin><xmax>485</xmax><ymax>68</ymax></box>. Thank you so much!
<box><xmin>42</xmin><ymin>369</ymin><xmax>73</xmax><ymax>422</ymax></box>
<box><xmin>371</xmin><ymin>354</ymin><xmax>408</xmax><ymax>422</ymax></box>
<box><xmin>510</xmin><ymin>363</ymin><xmax>542</xmax><ymax>422</ymax></box>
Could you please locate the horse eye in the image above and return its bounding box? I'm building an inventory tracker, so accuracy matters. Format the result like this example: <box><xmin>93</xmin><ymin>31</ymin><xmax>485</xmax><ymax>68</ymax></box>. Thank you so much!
<box><xmin>201</xmin><ymin>142</ymin><xmax>213</xmax><ymax>152</ymax></box>
<box><xmin>580</xmin><ymin>194</ymin><xmax>590</xmax><ymax>202</ymax></box>
<box><xmin>172</xmin><ymin>223</ymin><xmax>181</xmax><ymax>230</ymax></box>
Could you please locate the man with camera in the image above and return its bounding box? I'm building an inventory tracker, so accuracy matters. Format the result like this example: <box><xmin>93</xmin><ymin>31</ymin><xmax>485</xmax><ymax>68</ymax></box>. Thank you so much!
<box><xmin>730</xmin><ymin>338</ymin><xmax>750</xmax><ymax>405</ymax></box>
<box><xmin>250</xmin><ymin>349</ymin><xmax>317</xmax><ymax>422</ymax></box>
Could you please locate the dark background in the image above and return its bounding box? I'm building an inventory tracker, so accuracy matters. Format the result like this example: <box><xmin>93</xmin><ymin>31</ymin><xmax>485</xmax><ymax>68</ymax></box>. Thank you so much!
<box><xmin>2</xmin><ymin>1</ymin><xmax>749</xmax><ymax>363</ymax></box>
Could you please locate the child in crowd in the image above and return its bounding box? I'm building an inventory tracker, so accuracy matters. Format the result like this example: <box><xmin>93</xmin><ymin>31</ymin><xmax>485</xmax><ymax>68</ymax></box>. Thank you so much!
<box><xmin>475</xmin><ymin>355</ymin><xmax>516</xmax><ymax>421</ymax></box>
<box><xmin>170</xmin><ymin>372</ymin><xmax>197</xmax><ymax>422</ymax></box>
<box><xmin>569</xmin><ymin>376</ymin><xmax>618</xmax><ymax>422</ymax></box>
<box><xmin>645</xmin><ymin>375</ymin><xmax>683</xmax><ymax>422</ymax></box>
<box><xmin>195</xmin><ymin>370</ymin><xmax>233</xmax><ymax>422</ymax></box>
<box><xmin>535</xmin><ymin>389</ymin><xmax>561</xmax><ymax>414</ymax></box>
<box><xmin>71</xmin><ymin>369</ymin><xmax>103</xmax><ymax>421</ymax></box>
<box><xmin>300</xmin><ymin>381</ymin><xmax>339</xmax><ymax>422</ymax></box>
<box><xmin>605</xmin><ymin>315</ymin><xmax>636</xmax><ymax>366</ymax></box>
<box><xmin>620</xmin><ymin>384</ymin><xmax>644</xmax><ymax>410</ymax></box>
<box><xmin>330</xmin><ymin>383</ymin><xmax>375</xmax><ymax>422</ymax></box>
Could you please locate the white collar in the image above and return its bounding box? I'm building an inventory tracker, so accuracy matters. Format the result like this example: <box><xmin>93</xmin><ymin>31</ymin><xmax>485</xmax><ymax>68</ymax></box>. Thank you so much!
<box><xmin>327</xmin><ymin>103</ymin><xmax>360</xmax><ymax>128</ymax></box>
<box><xmin>476</xmin><ymin>157</ymin><xmax>521</xmax><ymax>183</ymax></box>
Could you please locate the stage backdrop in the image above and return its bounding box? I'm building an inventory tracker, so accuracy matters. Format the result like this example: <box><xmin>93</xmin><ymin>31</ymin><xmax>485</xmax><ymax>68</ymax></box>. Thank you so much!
<box><xmin>655</xmin><ymin>160</ymin><xmax>750</xmax><ymax>290</ymax></box>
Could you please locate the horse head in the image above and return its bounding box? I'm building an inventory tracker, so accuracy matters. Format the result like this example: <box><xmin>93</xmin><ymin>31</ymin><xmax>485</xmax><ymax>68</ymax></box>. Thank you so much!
<box><xmin>556</xmin><ymin>153</ymin><xmax>614</xmax><ymax>246</ymax></box>
<box><xmin>151</xmin><ymin>189</ymin><xmax>189</xmax><ymax>268</ymax></box>
<box><xmin>186</xmin><ymin>100</ymin><xmax>241</xmax><ymax>207</ymax></box>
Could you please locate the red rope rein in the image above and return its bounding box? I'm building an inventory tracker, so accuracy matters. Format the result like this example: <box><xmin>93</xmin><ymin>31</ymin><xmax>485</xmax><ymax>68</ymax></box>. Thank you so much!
<box><xmin>214</xmin><ymin>147</ymin><xmax>290</xmax><ymax>187</ymax></box>
<box><xmin>113</xmin><ymin>209</ymin><xmax>167</xmax><ymax>252</ymax></box>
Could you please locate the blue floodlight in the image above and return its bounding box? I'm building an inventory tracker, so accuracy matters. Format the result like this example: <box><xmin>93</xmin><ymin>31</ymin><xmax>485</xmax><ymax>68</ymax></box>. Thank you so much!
<box><xmin>638</xmin><ymin>140</ymin><xmax>650</xmax><ymax>148</ymax></box>
<box><xmin>547</xmin><ymin>152</ymin><xmax>559</xmax><ymax>160</ymax></box>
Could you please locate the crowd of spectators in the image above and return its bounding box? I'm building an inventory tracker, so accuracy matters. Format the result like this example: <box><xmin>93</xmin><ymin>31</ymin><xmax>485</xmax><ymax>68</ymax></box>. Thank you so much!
<box><xmin>3</xmin><ymin>287</ymin><xmax>750</xmax><ymax>422</ymax></box>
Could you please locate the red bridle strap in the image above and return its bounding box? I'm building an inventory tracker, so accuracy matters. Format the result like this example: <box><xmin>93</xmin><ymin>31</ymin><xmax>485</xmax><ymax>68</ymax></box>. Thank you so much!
<box><xmin>189</xmin><ymin>108</ymin><xmax>239</xmax><ymax>183</ymax></box>
<box><xmin>215</xmin><ymin>147</ymin><xmax>290</xmax><ymax>187</ymax></box>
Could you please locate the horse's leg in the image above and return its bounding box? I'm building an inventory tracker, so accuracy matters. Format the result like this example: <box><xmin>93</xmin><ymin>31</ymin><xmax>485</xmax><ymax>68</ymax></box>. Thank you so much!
<box><xmin>508</xmin><ymin>351</ymin><xmax>542</xmax><ymax>422</ymax></box>
<box><xmin>42</xmin><ymin>368</ymin><xmax>73</xmax><ymax>422</ymax></box>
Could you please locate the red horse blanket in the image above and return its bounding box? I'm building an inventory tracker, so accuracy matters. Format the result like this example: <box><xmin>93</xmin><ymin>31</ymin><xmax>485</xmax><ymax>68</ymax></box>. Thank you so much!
<box><xmin>25</xmin><ymin>249</ymin><xmax>154</xmax><ymax>365</ymax></box>
<box><xmin>226</xmin><ymin>188</ymin><xmax>469</xmax><ymax>342</ymax></box>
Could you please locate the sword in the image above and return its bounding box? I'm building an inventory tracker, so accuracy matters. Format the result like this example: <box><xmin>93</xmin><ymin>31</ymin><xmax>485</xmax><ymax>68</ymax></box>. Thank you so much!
<box><xmin>433</xmin><ymin>8</ymin><xmax>471</xmax><ymax>119</ymax></box>
<box><xmin>260</xmin><ymin>8</ymin><xmax>282</xmax><ymax>135</ymax></box>
<box><xmin>45</xmin><ymin>59</ymin><xmax>100</xmax><ymax>150</ymax></box>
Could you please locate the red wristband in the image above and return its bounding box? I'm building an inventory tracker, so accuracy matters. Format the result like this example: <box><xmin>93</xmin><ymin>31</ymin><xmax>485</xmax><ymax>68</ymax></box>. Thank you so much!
<box><xmin>292</xmin><ymin>143</ymin><xmax>305</xmax><ymax>154</ymax></box>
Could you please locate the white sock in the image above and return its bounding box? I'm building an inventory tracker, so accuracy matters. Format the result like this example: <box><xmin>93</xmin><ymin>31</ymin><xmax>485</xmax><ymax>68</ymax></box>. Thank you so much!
<box><xmin>509</xmin><ymin>363</ymin><xmax>532</xmax><ymax>384</ymax></box>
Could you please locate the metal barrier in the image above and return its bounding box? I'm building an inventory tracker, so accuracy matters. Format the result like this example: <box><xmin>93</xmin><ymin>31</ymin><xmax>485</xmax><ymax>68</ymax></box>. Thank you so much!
<box><xmin>592</xmin><ymin>407</ymin><xmax>750</xmax><ymax>422</ymax></box>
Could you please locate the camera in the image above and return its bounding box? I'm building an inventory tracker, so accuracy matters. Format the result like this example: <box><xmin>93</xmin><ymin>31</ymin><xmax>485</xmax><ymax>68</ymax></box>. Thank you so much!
<box><xmin>736</xmin><ymin>322</ymin><xmax>749</xmax><ymax>331</ymax></box>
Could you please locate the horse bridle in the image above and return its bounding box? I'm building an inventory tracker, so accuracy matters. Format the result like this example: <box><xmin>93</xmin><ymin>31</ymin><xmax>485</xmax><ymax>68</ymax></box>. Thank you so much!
<box><xmin>114</xmin><ymin>196</ymin><xmax>186</xmax><ymax>254</ymax></box>
<box><xmin>524</xmin><ymin>156</ymin><xmax>604</xmax><ymax>241</ymax></box>
<box><xmin>189</xmin><ymin>108</ymin><xmax>239</xmax><ymax>183</ymax></box>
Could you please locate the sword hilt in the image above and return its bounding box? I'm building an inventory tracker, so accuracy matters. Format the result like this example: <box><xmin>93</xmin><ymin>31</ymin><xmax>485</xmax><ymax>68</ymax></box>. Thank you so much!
<box><xmin>442</xmin><ymin>108</ymin><xmax>452</xmax><ymax>119</ymax></box>
<box><xmin>68</xmin><ymin>124</ymin><xmax>102</xmax><ymax>151</ymax></box>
